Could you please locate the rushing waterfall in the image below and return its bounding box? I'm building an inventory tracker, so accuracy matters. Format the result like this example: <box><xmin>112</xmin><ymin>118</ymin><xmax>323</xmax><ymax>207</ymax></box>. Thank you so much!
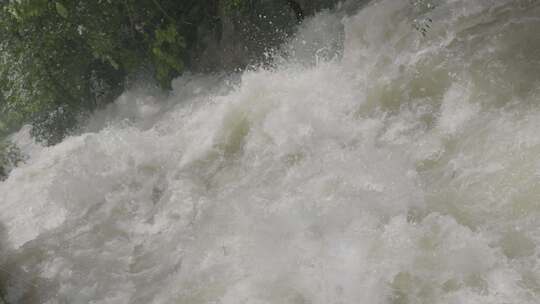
<box><xmin>1</xmin><ymin>0</ymin><xmax>540</xmax><ymax>303</ymax></box>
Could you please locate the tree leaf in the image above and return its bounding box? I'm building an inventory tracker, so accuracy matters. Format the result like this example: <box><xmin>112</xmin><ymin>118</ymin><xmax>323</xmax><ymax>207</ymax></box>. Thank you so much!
<box><xmin>55</xmin><ymin>2</ymin><xmax>68</xmax><ymax>19</ymax></box>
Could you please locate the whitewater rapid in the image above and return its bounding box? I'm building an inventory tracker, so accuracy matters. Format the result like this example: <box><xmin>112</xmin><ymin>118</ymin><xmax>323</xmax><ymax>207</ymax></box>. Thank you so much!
<box><xmin>1</xmin><ymin>0</ymin><xmax>540</xmax><ymax>303</ymax></box>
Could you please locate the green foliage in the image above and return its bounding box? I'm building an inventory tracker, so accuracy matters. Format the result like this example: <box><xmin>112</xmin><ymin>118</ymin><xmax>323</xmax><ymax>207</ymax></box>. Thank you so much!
<box><xmin>152</xmin><ymin>23</ymin><xmax>186</xmax><ymax>87</ymax></box>
<box><xmin>54</xmin><ymin>2</ymin><xmax>68</xmax><ymax>19</ymax></box>
<box><xmin>222</xmin><ymin>0</ymin><xmax>250</xmax><ymax>13</ymax></box>
<box><xmin>0</xmin><ymin>0</ymin><xmax>219</xmax><ymax>144</ymax></box>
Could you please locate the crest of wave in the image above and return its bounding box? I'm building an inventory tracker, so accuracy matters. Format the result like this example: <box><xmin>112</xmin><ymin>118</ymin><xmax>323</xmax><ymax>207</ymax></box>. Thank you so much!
<box><xmin>1</xmin><ymin>0</ymin><xmax>540</xmax><ymax>303</ymax></box>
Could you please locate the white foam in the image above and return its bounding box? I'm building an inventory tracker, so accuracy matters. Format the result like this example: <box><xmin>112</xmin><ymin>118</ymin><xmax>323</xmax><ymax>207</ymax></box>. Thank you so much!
<box><xmin>1</xmin><ymin>0</ymin><xmax>540</xmax><ymax>303</ymax></box>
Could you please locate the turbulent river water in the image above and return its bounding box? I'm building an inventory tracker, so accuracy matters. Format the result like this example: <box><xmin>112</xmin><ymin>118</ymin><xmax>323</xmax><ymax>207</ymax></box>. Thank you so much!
<box><xmin>2</xmin><ymin>0</ymin><xmax>540</xmax><ymax>303</ymax></box>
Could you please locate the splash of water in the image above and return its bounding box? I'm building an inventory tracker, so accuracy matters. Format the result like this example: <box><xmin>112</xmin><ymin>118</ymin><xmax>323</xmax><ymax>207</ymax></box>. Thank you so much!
<box><xmin>1</xmin><ymin>0</ymin><xmax>540</xmax><ymax>303</ymax></box>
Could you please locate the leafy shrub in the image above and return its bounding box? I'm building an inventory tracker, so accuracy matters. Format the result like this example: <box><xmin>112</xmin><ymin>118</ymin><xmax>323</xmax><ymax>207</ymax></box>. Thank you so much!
<box><xmin>0</xmin><ymin>0</ymin><xmax>220</xmax><ymax>144</ymax></box>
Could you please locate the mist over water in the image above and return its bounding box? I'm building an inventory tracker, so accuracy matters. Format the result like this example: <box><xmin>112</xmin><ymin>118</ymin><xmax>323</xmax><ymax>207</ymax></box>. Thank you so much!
<box><xmin>2</xmin><ymin>0</ymin><xmax>540</xmax><ymax>303</ymax></box>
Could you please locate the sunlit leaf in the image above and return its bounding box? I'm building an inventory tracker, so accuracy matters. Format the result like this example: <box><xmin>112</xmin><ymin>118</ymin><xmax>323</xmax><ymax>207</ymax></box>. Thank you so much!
<box><xmin>55</xmin><ymin>2</ymin><xmax>69</xmax><ymax>19</ymax></box>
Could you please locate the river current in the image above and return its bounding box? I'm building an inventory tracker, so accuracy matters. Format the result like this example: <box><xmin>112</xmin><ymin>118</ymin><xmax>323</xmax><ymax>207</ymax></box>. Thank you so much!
<box><xmin>1</xmin><ymin>0</ymin><xmax>540</xmax><ymax>303</ymax></box>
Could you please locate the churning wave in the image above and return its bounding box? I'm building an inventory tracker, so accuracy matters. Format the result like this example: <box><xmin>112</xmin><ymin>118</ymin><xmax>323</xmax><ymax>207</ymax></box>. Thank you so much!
<box><xmin>1</xmin><ymin>0</ymin><xmax>540</xmax><ymax>303</ymax></box>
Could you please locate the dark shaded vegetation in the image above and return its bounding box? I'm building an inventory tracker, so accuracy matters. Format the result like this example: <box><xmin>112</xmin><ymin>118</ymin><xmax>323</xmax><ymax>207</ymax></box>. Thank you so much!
<box><xmin>0</xmin><ymin>0</ymin><xmax>228</xmax><ymax>144</ymax></box>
